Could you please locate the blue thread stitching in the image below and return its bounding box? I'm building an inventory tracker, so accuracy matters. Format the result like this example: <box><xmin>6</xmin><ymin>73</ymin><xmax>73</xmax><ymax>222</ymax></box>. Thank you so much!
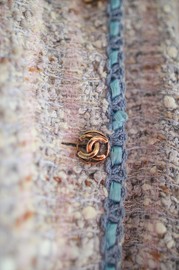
<box><xmin>101</xmin><ymin>0</ymin><xmax>127</xmax><ymax>269</ymax></box>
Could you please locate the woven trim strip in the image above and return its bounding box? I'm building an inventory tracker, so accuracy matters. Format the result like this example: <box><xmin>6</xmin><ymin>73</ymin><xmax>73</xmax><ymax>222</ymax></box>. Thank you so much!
<box><xmin>101</xmin><ymin>0</ymin><xmax>127</xmax><ymax>269</ymax></box>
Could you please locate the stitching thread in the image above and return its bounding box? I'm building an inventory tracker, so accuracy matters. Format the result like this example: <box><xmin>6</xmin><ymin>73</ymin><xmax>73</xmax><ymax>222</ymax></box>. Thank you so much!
<box><xmin>101</xmin><ymin>1</ymin><xmax>127</xmax><ymax>269</ymax></box>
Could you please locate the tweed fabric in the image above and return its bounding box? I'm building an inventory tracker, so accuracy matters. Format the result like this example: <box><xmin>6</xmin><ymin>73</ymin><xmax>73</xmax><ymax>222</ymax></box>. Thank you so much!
<box><xmin>0</xmin><ymin>1</ymin><xmax>109</xmax><ymax>269</ymax></box>
<box><xmin>123</xmin><ymin>0</ymin><xmax>179</xmax><ymax>269</ymax></box>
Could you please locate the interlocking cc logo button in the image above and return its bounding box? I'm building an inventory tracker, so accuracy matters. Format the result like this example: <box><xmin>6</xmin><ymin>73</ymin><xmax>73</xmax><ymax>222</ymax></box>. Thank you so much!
<box><xmin>76</xmin><ymin>130</ymin><xmax>110</xmax><ymax>164</ymax></box>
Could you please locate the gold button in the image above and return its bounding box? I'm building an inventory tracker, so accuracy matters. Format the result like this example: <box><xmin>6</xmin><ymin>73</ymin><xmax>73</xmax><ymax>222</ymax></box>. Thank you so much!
<box><xmin>76</xmin><ymin>130</ymin><xmax>110</xmax><ymax>164</ymax></box>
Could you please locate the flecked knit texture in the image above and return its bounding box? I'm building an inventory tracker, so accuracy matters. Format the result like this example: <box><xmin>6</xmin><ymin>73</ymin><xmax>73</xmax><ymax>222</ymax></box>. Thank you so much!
<box><xmin>0</xmin><ymin>1</ymin><xmax>109</xmax><ymax>269</ymax></box>
<box><xmin>123</xmin><ymin>0</ymin><xmax>179</xmax><ymax>269</ymax></box>
<box><xmin>1</xmin><ymin>0</ymin><xmax>179</xmax><ymax>269</ymax></box>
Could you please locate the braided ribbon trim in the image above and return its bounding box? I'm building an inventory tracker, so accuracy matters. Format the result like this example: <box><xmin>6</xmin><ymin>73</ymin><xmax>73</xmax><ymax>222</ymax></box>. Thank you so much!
<box><xmin>101</xmin><ymin>0</ymin><xmax>127</xmax><ymax>269</ymax></box>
